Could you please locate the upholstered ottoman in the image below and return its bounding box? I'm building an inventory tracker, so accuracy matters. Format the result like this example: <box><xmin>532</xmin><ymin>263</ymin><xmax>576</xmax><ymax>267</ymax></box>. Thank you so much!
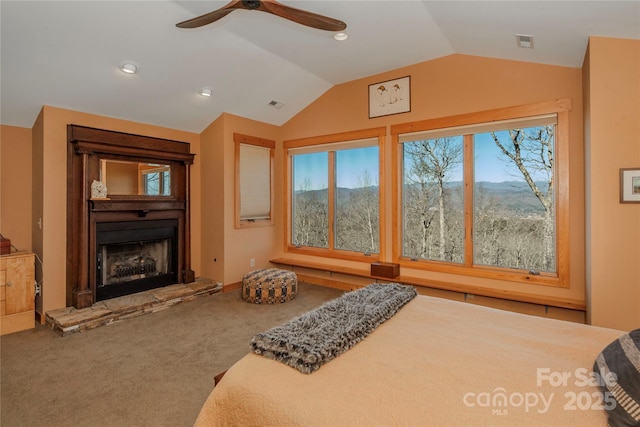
<box><xmin>241</xmin><ymin>268</ymin><xmax>298</xmax><ymax>304</ymax></box>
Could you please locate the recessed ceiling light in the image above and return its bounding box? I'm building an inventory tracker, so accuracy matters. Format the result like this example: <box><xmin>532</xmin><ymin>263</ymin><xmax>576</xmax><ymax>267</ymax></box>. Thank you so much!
<box><xmin>120</xmin><ymin>62</ymin><xmax>138</xmax><ymax>74</ymax></box>
<box><xmin>334</xmin><ymin>32</ymin><xmax>348</xmax><ymax>41</ymax></box>
<box><xmin>516</xmin><ymin>34</ymin><xmax>534</xmax><ymax>49</ymax></box>
<box><xmin>199</xmin><ymin>87</ymin><xmax>213</xmax><ymax>97</ymax></box>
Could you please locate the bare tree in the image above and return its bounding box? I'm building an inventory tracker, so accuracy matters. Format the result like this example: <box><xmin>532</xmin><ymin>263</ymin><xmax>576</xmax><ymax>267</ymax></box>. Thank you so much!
<box><xmin>335</xmin><ymin>171</ymin><xmax>379</xmax><ymax>254</ymax></box>
<box><xmin>293</xmin><ymin>177</ymin><xmax>328</xmax><ymax>248</ymax></box>
<box><xmin>403</xmin><ymin>180</ymin><xmax>437</xmax><ymax>259</ymax></box>
<box><xmin>356</xmin><ymin>170</ymin><xmax>379</xmax><ymax>253</ymax></box>
<box><xmin>404</xmin><ymin>137</ymin><xmax>463</xmax><ymax>260</ymax></box>
<box><xmin>491</xmin><ymin>125</ymin><xmax>555</xmax><ymax>270</ymax></box>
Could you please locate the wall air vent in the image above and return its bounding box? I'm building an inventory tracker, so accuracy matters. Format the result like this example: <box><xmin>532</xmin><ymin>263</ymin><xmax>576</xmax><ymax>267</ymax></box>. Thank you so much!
<box><xmin>516</xmin><ymin>34</ymin><xmax>534</xmax><ymax>49</ymax></box>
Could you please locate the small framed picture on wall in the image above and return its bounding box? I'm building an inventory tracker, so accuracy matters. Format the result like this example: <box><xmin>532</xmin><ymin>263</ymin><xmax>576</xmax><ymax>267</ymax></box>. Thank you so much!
<box><xmin>620</xmin><ymin>167</ymin><xmax>640</xmax><ymax>203</ymax></box>
<box><xmin>368</xmin><ymin>76</ymin><xmax>411</xmax><ymax>118</ymax></box>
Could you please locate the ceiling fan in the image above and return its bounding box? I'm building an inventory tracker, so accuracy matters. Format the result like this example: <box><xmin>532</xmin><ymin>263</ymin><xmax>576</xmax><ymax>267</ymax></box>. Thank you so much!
<box><xmin>176</xmin><ymin>0</ymin><xmax>346</xmax><ymax>31</ymax></box>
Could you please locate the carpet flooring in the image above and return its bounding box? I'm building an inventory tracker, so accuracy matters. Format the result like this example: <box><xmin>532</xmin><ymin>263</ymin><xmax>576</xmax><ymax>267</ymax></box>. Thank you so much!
<box><xmin>0</xmin><ymin>282</ymin><xmax>343</xmax><ymax>427</ymax></box>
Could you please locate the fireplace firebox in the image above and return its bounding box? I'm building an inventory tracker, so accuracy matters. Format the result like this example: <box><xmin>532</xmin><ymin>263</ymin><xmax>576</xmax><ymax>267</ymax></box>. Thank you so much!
<box><xmin>96</xmin><ymin>220</ymin><xmax>178</xmax><ymax>301</ymax></box>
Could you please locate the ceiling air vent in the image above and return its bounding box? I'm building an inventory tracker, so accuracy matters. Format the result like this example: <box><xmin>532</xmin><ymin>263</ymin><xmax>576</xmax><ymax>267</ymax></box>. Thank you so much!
<box><xmin>268</xmin><ymin>100</ymin><xmax>284</xmax><ymax>109</ymax></box>
<box><xmin>516</xmin><ymin>34</ymin><xmax>534</xmax><ymax>49</ymax></box>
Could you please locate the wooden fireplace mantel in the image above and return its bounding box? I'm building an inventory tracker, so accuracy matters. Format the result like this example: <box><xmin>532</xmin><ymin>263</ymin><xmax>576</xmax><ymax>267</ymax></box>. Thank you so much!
<box><xmin>90</xmin><ymin>199</ymin><xmax>186</xmax><ymax>213</ymax></box>
<box><xmin>67</xmin><ymin>125</ymin><xmax>196</xmax><ymax>309</ymax></box>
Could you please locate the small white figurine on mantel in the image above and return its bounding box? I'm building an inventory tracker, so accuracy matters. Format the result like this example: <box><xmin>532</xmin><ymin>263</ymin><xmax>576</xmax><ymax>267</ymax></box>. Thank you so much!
<box><xmin>91</xmin><ymin>180</ymin><xmax>108</xmax><ymax>199</ymax></box>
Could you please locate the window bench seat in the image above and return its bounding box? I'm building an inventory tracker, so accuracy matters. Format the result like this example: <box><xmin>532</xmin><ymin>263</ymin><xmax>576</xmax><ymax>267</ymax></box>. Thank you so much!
<box><xmin>269</xmin><ymin>257</ymin><xmax>586</xmax><ymax>315</ymax></box>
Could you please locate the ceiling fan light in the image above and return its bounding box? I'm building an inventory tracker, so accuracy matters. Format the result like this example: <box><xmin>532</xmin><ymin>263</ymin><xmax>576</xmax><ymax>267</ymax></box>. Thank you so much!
<box><xmin>120</xmin><ymin>63</ymin><xmax>138</xmax><ymax>74</ymax></box>
<box><xmin>334</xmin><ymin>32</ymin><xmax>348</xmax><ymax>41</ymax></box>
<box><xmin>199</xmin><ymin>87</ymin><xmax>213</xmax><ymax>97</ymax></box>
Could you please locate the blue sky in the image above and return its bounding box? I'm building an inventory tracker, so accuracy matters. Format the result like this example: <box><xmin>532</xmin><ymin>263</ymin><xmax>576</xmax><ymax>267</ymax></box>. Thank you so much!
<box><xmin>293</xmin><ymin>152</ymin><xmax>328</xmax><ymax>190</ymax></box>
<box><xmin>474</xmin><ymin>132</ymin><xmax>514</xmax><ymax>182</ymax></box>
<box><xmin>474</xmin><ymin>130</ymin><xmax>550</xmax><ymax>183</ymax></box>
<box><xmin>336</xmin><ymin>147</ymin><xmax>379</xmax><ymax>188</ymax></box>
<box><xmin>293</xmin><ymin>147</ymin><xmax>379</xmax><ymax>190</ymax></box>
<box><xmin>292</xmin><ymin>130</ymin><xmax>551</xmax><ymax>190</ymax></box>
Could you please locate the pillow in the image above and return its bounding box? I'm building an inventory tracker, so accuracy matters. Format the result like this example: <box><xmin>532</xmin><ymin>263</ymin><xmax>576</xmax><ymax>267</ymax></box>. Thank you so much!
<box><xmin>593</xmin><ymin>329</ymin><xmax>640</xmax><ymax>427</ymax></box>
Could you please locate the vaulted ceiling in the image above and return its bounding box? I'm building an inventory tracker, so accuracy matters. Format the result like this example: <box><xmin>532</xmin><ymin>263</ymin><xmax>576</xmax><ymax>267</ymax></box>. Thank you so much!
<box><xmin>1</xmin><ymin>1</ymin><xmax>638</xmax><ymax>133</ymax></box>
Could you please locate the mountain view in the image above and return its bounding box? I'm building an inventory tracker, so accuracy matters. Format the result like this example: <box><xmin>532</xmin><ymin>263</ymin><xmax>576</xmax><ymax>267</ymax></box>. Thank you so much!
<box><xmin>293</xmin><ymin>179</ymin><xmax>554</xmax><ymax>273</ymax></box>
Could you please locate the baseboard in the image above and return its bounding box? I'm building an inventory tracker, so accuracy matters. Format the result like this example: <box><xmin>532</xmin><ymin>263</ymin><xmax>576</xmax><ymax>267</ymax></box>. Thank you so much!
<box><xmin>295</xmin><ymin>272</ymin><xmax>586</xmax><ymax>324</ymax></box>
<box><xmin>223</xmin><ymin>281</ymin><xmax>242</xmax><ymax>292</ymax></box>
<box><xmin>296</xmin><ymin>274</ymin><xmax>363</xmax><ymax>292</ymax></box>
<box><xmin>1</xmin><ymin>310</ymin><xmax>35</xmax><ymax>335</ymax></box>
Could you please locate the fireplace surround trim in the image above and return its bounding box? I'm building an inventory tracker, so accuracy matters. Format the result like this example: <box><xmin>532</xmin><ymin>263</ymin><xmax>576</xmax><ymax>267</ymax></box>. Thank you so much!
<box><xmin>67</xmin><ymin>125</ymin><xmax>196</xmax><ymax>309</ymax></box>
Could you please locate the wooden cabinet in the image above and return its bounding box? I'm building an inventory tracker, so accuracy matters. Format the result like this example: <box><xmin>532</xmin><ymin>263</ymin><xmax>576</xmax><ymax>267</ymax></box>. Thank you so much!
<box><xmin>0</xmin><ymin>252</ymin><xmax>35</xmax><ymax>335</ymax></box>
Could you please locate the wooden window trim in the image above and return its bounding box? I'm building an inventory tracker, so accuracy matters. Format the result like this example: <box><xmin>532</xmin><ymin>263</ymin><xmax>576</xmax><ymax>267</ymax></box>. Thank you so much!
<box><xmin>234</xmin><ymin>133</ymin><xmax>275</xmax><ymax>229</ymax></box>
<box><xmin>284</xmin><ymin>127</ymin><xmax>386</xmax><ymax>263</ymax></box>
<box><xmin>391</xmin><ymin>99</ymin><xmax>572</xmax><ymax>288</ymax></box>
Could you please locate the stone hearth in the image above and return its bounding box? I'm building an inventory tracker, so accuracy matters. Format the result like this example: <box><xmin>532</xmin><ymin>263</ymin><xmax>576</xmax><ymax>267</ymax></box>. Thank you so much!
<box><xmin>46</xmin><ymin>278</ymin><xmax>222</xmax><ymax>336</ymax></box>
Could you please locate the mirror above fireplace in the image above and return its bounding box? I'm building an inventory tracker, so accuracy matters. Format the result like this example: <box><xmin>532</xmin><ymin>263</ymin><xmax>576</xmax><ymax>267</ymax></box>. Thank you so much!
<box><xmin>100</xmin><ymin>159</ymin><xmax>172</xmax><ymax>196</ymax></box>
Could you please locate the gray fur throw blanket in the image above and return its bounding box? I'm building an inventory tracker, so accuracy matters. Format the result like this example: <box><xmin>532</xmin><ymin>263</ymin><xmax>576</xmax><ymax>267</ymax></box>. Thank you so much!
<box><xmin>250</xmin><ymin>283</ymin><xmax>417</xmax><ymax>374</ymax></box>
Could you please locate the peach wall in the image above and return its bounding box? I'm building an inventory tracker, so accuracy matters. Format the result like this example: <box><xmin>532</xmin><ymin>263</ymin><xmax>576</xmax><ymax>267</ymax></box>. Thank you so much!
<box><xmin>200</xmin><ymin>113</ymin><xmax>281</xmax><ymax>285</ymax></box>
<box><xmin>200</xmin><ymin>115</ymin><xmax>225</xmax><ymax>282</ymax></box>
<box><xmin>105</xmin><ymin>161</ymin><xmax>139</xmax><ymax>194</ymax></box>
<box><xmin>10</xmin><ymin>43</ymin><xmax>637</xmax><ymax>325</ymax></box>
<box><xmin>32</xmin><ymin>111</ymin><xmax>44</xmax><ymax>315</ymax></box>
<box><xmin>584</xmin><ymin>37</ymin><xmax>640</xmax><ymax>330</ymax></box>
<box><xmin>280</xmin><ymin>54</ymin><xmax>587</xmax><ymax>304</ymax></box>
<box><xmin>34</xmin><ymin>106</ymin><xmax>202</xmax><ymax>315</ymax></box>
<box><xmin>0</xmin><ymin>125</ymin><xmax>32</xmax><ymax>252</ymax></box>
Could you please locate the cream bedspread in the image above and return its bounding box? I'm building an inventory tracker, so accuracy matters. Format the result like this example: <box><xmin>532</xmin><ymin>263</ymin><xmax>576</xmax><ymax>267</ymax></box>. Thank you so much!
<box><xmin>195</xmin><ymin>295</ymin><xmax>623</xmax><ymax>426</ymax></box>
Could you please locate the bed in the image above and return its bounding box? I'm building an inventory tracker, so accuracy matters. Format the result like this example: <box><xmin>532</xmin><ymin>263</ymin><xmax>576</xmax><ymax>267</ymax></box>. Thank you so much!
<box><xmin>195</xmin><ymin>285</ymin><xmax>631</xmax><ymax>427</ymax></box>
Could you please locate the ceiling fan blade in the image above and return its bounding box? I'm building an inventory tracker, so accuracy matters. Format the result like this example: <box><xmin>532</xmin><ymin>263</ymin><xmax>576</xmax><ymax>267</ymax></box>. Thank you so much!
<box><xmin>262</xmin><ymin>0</ymin><xmax>346</xmax><ymax>31</ymax></box>
<box><xmin>176</xmin><ymin>0</ymin><xmax>347</xmax><ymax>32</ymax></box>
<box><xmin>176</xmin><ymin>0</ymin><xmax>241</xmax><ymax>29</ymax></box>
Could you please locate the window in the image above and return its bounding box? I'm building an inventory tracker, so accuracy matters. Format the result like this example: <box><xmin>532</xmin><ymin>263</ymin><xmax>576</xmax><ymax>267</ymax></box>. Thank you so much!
<box><xmin>235</xmin><ymin>133</ymin><xmax>275</xmax><ymax>228</ymax></box>
<box><xmin>473</xmin><ymin>121</ymin><xmax>556</xmax><ymax>273</ymax></box>
<box><xmin>402</xmin><ymin>136</ymin><xmax>465</xmax><ymax>263</ymax></box>
<box><xmin>141</xmin><ymin>164</ymin><xmax>171</xmax><ymax>196</ymax></box>
<box><xmin>285</xmin><ymin>128</ymin><xmax>385</xmax><ymax>260</ymax></box>
<box><xmin>393</xmin><ymin>100</ymin><xmax>570</xmax><ymax>287</ymax></box>
<box><xmin>291</xmin><ymin>152</ymin><xmax>329</xmax><ymax>248</ymax></box>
